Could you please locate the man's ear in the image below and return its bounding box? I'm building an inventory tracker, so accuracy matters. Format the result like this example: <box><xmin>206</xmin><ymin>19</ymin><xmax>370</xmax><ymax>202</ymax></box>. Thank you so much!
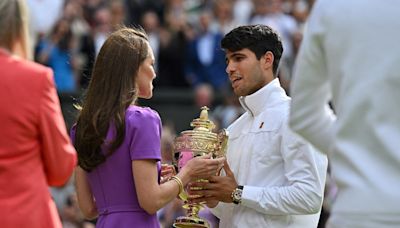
<box><xmin>261</xmin><ymin>51</ymin><xmax>274</xmax><ymax>71</ymax></box>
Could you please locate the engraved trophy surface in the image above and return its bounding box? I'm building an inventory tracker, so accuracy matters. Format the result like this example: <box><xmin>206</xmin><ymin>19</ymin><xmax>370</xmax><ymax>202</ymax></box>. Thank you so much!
<box><xmin>173</xmin><ymin>106</ymin><xmax>228</xmax><ymax>228</ymax></box>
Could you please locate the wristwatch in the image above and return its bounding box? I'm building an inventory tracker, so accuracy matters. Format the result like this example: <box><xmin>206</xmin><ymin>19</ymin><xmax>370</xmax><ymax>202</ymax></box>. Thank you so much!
<box><xmin>231</xmin><ymin>185</ymin><xmax>243</xmax><ymax>204</ymax></box>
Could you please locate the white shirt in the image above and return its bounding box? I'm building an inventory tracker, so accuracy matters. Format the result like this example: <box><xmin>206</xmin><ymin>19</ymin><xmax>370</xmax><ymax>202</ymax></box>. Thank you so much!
<box><xmin>289</xmin><ymin>0</ymin><xmax>400</xmax><ymax>218</ymax></box>
<box><xmin>212</xmin><ymin>79</ymin><xmax>327</xmax><ymax>228</ymax></box>
<box><xmin>197</xmin><ymin>32</ymin><xmax>215</xmax><ymax>66</ymax></box>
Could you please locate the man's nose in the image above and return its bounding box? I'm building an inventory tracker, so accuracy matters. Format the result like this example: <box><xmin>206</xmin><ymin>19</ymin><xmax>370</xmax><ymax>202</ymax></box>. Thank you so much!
<box><xmin>226</xmin><ymin>62</ymin><xmax>235</xmax><ymax>74</ymax></box>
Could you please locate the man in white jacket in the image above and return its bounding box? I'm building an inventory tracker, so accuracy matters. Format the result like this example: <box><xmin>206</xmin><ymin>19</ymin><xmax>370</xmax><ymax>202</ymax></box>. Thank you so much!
<box><xmin>289</xmin><ymin>0</ymin><xmax>400</xmax><ymax>227</ymax></box>
<box><xmin>189</xmin><ymin>24</ymin><xmax>327</xmax><ymax>228</ymax></box>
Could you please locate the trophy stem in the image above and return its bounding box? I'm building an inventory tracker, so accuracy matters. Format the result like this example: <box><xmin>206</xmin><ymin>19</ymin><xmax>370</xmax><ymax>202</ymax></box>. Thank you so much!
<box><xmin>173</xmin><ymin>200</ymin><xmax>210</xmax><ymax>228</ymax></box>
<box><xmin>187</xmin><ymin>204</ymin><xmax>200</xmax><ymax>218</ymax></box>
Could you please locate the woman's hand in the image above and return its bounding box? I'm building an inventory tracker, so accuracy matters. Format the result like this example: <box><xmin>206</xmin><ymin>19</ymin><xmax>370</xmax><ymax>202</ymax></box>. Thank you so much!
<box><xmin>182</xmin><ymin>154</ymin><xmax>225</xmax><ymax>180</ymax></box>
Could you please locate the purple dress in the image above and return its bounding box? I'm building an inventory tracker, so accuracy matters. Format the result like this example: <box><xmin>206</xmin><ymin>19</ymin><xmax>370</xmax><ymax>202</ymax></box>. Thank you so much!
<box><xmin>72</xmin><ymin>106</ymin><xmax>162</xmax><ymax>228</ymax></box>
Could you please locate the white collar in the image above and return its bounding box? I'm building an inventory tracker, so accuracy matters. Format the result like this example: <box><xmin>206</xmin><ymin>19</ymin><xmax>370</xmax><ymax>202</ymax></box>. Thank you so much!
<box><xmin>239</xmin><ymin>78</ymin><xmax>288</xmax><ymax>116</ymax></box>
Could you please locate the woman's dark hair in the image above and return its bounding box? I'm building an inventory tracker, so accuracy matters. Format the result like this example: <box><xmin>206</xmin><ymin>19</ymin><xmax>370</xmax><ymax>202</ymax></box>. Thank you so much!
<box><xmin>74</xmin><ymin>27</ymin><xmax>149</xmax><ymax>172</ymax></box>
<box><xmin>221</xmin><ymin>24</ymin><xmax>284</xmax><ymax>76</ymax></box>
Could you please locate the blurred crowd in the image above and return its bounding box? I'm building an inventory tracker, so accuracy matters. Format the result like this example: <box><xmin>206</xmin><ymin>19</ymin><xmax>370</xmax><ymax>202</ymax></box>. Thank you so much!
<box><xmin>28</xmin><ymin>0</ymin><xmax>314</xmax><ymax>94</ymax></box>
<box><xmin>25</xmin><ymin>0</ymin><xmax>325</xmax><ymax>227</ymax></box>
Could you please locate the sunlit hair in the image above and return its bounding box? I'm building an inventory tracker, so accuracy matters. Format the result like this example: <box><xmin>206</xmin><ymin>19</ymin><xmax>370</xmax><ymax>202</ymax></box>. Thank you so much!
<box><xmin>75</xmin><ymin>27</ymin><xmax>149</xmax><ymax>172</ymax></box>
<box><xmin>221</xmin><ymin>24</ymin><xmax>283</xmax><ymax>77</ymax></box>
<box><xmin>0</xmin><ymin>0</ymin><xmax>31</xmax><ymax>59</ymax></box>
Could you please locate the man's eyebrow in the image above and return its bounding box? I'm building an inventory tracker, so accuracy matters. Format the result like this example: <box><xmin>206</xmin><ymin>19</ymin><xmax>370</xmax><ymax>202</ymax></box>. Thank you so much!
<box><xmin>225</xmin><ymin>52</ymin><xmax>245</xmax><ymax>60</ymax></box>
<box><xmin>227</xmin><ymin>52</ymin><xmax>244</xmax><ymax>61</ymax></box>
<box><xmin>230</xmin><ymin>53</ymin><xmax>245</xmax><ymax>58</ymax></box>
<box><xmin>226</xmin><ymin>52</ymin><xmax>242</xmax><ymax>62</ymax></box>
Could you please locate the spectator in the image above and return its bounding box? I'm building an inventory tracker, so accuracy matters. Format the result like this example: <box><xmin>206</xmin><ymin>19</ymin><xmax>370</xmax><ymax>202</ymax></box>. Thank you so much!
<box><xmin>289</xmin><ymin>0</ymin><xmax>400</xmax><ymax>227</ymax></box>
<box><xmin>92</xmin><ymin>7</ymin><xmax>112</xmax><ymax>55</ymax></box>
<box><xmin>62</xmin><ymin>0</ymin><xmax>95</xmax><ymax>90</ymax></box>
<box><xmin>155</xmin><ymin>5</ymin><xmax>191</xmax><ymax>87</ymax></box>
<box><xmin>142</xmin><ymin>10</ymin><xmax>161</xmax><ymax>74</ymax></box>
<box><xmin>27</xmin><ymin>0</ymin><xmax>64</xmax><ymax>45</ymax></box>
<box><xmin>210</xmin><ymin>0</ymin><xmax>240</xmax><ymax>35</ymax></box>
<box><xmin>109</xmin><ymin>0</ymin><xmax>126</xmax><ymax>29</ymax></box>
<box><xmin>250</xmin><ymin>0</ymin><xmax>299</xmax><ymax>89</ymax></box>
<box><xmin>194</xmin><ymin>83</ymin><xmax>215</xmax><ymax>109</ymax></box>
<box><xmin>185</xmin><ymin>10</ymin><xmax>228</xmax><ymax>90</ymax></box>
<box><xmin>62</xmin><ymin>193</ymin><xmax>95</xmax><ymax>228</ymax></box>
<box><xmin>232</xmin><ymin>0</ymin><xmax>253</xmax><ymax>25</ymax></box>
<box><xmin>0</xmin><ymin>1</ymin><xmax>77</xmax><ymax>227</ymax></box>
<box><xmin>36</xmin><ymin>18</ymin><xmax>78</xmax><ymax>92</ymax></box>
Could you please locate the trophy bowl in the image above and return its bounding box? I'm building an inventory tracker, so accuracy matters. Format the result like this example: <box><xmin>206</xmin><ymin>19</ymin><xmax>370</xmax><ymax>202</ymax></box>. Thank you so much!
<box><xmin>172</xmin><ymin>107</ymin><xmax>228</xmax><ymax>228</ymax></box>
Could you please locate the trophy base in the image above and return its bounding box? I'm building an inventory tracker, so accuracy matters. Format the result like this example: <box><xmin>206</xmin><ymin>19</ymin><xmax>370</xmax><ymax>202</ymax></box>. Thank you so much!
<box><xmin>173</xmin><ymin>216</ymin><xmax>210</xmax><ymax>228</ymax></box>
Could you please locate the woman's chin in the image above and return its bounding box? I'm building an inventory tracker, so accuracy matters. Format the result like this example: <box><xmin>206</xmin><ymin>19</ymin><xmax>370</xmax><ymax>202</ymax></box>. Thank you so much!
<box><xmin>138</xmin><ymin>93</ymin><xmax>153</xmax><ymax>99</ymax></box>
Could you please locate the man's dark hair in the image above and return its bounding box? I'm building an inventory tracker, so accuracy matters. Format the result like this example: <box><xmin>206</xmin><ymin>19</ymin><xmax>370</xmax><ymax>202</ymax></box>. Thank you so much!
<box><xmin>221</xmin><ymin>24</ymin><xmax>284</xmax><ymax>76</ymax></box>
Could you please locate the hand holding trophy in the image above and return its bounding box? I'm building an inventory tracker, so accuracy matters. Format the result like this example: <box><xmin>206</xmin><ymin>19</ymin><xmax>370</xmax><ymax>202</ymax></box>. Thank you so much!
<box><xmin>172</xmin><ymin>106</ymin><xmax>228</xmax><ymax>228</ymax></box>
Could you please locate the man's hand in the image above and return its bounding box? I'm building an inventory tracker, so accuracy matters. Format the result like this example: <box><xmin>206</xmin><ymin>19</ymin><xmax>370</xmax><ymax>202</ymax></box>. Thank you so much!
<box><xmin>187</xmin><ymin>160</ymin><xmax>238</xmax><ymax>205</ymax></box>
<box><xmin>160</xmin><ymin>164</ymin><xmax>176</xmax><ymax>184</ymax></box>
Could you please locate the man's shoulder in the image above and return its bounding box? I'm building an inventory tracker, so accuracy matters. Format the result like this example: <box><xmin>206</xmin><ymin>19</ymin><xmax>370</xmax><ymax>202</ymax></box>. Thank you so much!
<box><xmin>227</xmin><ymin>102</ymin><xmax>290</xmax><ymax>133</ymax></box>
<box><xmin>258</xmin><ymin>101</ymin><xmax>290</xmax><ymax>128</ymax></box>
<box><xmin>227</xmin><ymin>112</ymin><xmax>248</xmax><ymax>134</ymax></box>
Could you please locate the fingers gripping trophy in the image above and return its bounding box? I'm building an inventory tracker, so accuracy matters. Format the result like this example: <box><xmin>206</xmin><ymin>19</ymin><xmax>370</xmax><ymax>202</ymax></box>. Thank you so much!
<box><xmin>172</xmin><ymin>106</ymin><xmax>228</xmax><ymax>228</ymax></box>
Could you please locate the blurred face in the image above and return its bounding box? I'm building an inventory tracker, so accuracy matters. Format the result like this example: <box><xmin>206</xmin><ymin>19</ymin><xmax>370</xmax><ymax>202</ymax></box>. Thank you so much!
<box><xmin>137</xmin><ymin>43</ymin><xmax>156</xmax><ymax>99</ymax></box>
<box><xmin>215</xmin><ymin>0</ymin><xmax>232</xmax><ymax>20</ymax></box>
<box><xmin>195</xmin><ymin>85</ymin><xmax>213</xmax><ymax>108</ymax></box>
<box><xmin>142</xmin><ymin>11</ymin><xmax>159</xmax><ymax>32</ymax></box>
<box><xmin>199</xmin><ymin>11</ymin><xmax>211</xmax><ymax>31</ymax></box>
<box><xmin>56</xmin><ymin>19</ymin><xmax>70</xmax><ymax>35</ymax></box>
<box><xmin>225</xmin><ymin>48</ymin><xmax>272</xmax><ymax>96</ymax></box>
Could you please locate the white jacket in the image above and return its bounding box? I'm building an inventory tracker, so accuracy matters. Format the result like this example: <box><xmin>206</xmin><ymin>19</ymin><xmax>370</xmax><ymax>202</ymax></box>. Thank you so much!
<box><xmin>212</xmin><ymin>79</ymin><xmax>327</xmax><ymax>228</ymax></box>
<box><xmin>290</xmin><ymin>0</ymin><xmax>400</xmax><ymax>217</ymax></box>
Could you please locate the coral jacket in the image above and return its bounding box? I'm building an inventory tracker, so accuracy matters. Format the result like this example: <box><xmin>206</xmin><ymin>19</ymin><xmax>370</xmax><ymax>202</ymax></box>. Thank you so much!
<box><xmin>0</xmin><ymin>50</ymin><xmax>77</xmax><ymax>228</ymax></box>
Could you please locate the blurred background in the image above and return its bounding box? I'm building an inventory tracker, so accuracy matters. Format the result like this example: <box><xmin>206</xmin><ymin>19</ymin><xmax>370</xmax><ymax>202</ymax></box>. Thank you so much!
<box><xmin>26</xmin><ymin>0</ymin><xmax>333</xmax><ymax>227</ymax></box>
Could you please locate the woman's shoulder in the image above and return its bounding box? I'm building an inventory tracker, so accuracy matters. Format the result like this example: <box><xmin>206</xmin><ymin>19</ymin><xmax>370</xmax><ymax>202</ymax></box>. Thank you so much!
<box><xmin>1</xmin><ymin>56</ymin><xmax>54</xmax><ymax>102</ymax></box>
<box><xmin>2</xmin><ymin>55</ymin><xmax>52</xmax><ymax>79</ymax></box>
<box><xmin>19</xmin><ymin>56</ymin><xmax>50</xmax><ymax>73</ymax></box>
<box><xmin>126</xmin><ymin>106</ymin><xmax>161</xmax><ymax>123</ymax></box>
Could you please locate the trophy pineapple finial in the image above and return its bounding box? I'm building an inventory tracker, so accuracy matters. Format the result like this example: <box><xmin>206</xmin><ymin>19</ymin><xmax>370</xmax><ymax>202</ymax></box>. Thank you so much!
<box><xmin>190</xmin><ymin>106</ymin><xmax>215</xmax><ymax>131</ymax></box>
<box><xmin>199</xmin><ymin>106</ymin><xmax>209</xmax><ymax>120</ymax></box>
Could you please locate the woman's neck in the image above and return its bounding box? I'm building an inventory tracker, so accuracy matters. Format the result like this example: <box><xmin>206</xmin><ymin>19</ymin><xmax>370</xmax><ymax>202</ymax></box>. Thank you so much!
<box><xmin>0</xmin><ymin>47</ymin><xmax>11</xmax><ymax>56</ymax></box>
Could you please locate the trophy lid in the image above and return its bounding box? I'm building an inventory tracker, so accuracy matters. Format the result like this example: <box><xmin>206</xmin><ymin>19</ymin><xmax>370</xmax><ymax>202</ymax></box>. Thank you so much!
<box><xmin>190</xmin><ymin>106</ymin><xmax>215</xmax><ymax>132</ymax></box>
<box><xmin>174</xmin><ymin>106</ymin><xmax>218</xmax><ymax>155</ymax></box>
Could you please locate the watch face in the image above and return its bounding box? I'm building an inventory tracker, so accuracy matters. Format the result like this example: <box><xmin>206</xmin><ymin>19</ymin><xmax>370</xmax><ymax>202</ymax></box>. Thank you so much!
<box><xmin>233</xmin><ymin>188</ymin><xmax>242</xmax><ymax>203</ymax></box>
<box><xmin>234</xmin><ymin>190</ymin><xmax>242</xmax><ymax>199</ymax></box>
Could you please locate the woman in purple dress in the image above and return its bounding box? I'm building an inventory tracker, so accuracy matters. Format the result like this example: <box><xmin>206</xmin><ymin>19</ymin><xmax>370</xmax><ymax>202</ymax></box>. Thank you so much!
<box><xmin>72</xmin><ymin>27</ymin><xmax>224</xmax><ymax>227</ymax></box>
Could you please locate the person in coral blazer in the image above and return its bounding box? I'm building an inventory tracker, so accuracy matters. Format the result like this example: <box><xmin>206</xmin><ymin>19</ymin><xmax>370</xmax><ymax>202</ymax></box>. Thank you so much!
<box><xmin>0</xmin><ymin>1</ymin><xmax>77</xmax><ymax>227</ymax></box>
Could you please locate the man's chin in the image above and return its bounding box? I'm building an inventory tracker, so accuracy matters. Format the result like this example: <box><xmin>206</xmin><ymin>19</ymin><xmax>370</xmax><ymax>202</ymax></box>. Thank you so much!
<box><xmin>232</xmin><ymin>87</ymin><xmax>244</xmax><ymax>97</ymax></box>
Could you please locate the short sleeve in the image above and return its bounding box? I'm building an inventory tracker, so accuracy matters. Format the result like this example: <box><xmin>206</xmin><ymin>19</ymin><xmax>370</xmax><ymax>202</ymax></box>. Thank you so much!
<box><xmin>127</xmin><ymin>108</ymin><xmax>162</xmax><ymax>161</ymax></box>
